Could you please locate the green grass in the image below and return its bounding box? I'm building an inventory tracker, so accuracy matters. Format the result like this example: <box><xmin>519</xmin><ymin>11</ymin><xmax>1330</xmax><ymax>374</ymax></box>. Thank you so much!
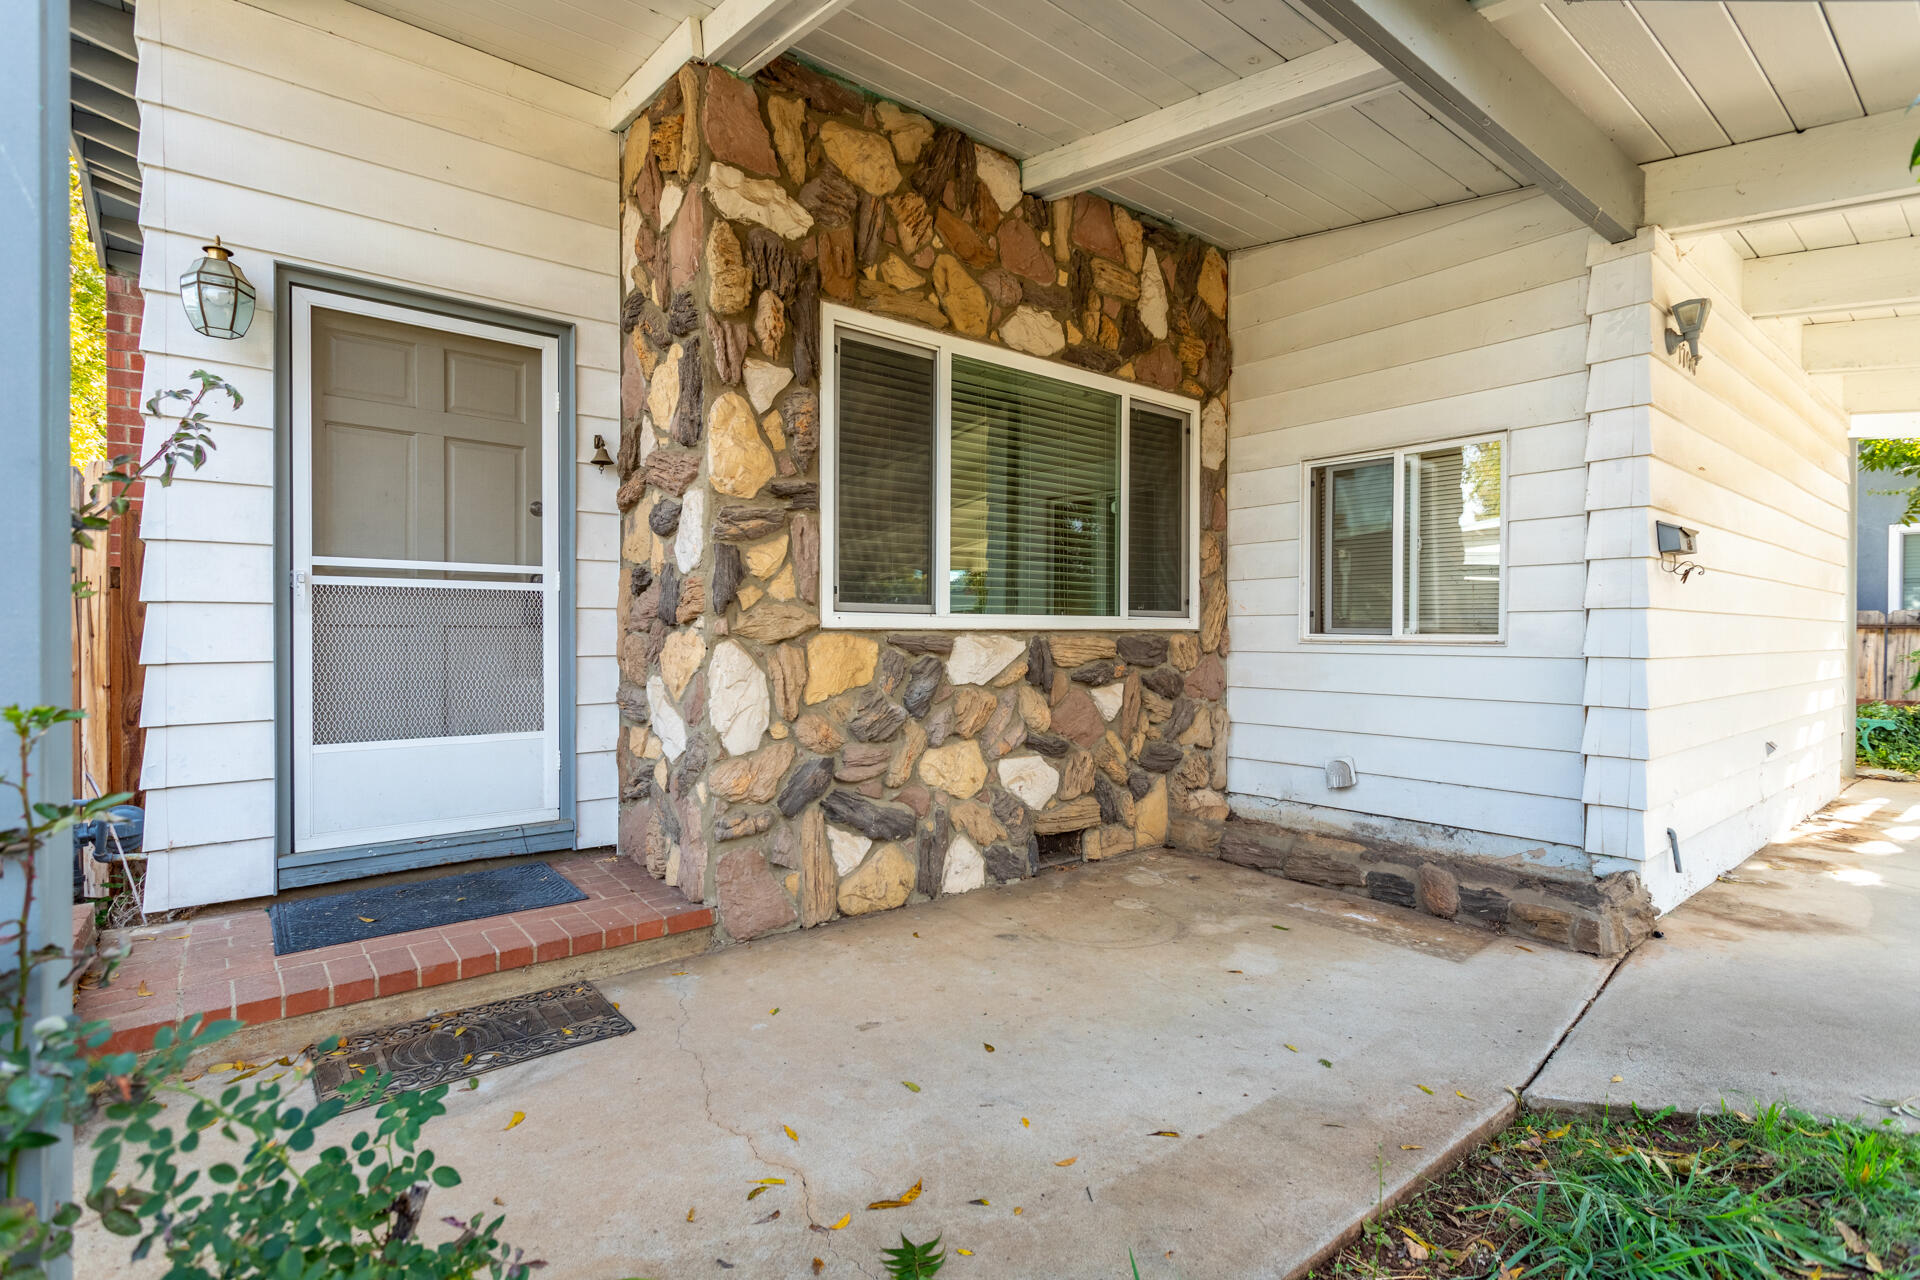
<box><xmin>1324</xmin><ymin>1105</ymin><xmax>1920</xmax><ymax>1280</ymax></box>
<box><xmin>1858</xmin><ymin>702</ymin><xmax>1920</xmax><ymax>772</ymax></box>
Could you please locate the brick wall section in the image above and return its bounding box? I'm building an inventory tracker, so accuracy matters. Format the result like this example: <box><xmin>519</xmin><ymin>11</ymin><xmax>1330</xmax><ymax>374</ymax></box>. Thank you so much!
<box><xmin>614</xmin><ymin>59</ymin><xmax>1233</xmax><ymax>946</ymax></box>
<box><xmin>103</xmin><ymin>273</ymin><xmax>146</xmax><ymax>566</ymax></box>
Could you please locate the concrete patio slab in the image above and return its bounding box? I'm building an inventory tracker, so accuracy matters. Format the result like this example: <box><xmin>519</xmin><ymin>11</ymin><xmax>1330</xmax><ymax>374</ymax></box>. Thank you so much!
<box><xmin>78</xmin><ymin>850</ymin><xmax>1608</xmax><ymax>1279</ymax></box>
<box><xmin>1527</xmin><ymin>779</ymin><xmax>1920</xmax><ymax>1129</ymax></box>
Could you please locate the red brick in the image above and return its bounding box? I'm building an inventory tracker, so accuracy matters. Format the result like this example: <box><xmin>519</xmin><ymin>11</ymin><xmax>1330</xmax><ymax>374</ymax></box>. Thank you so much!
<box><xmin>480</xmin><ymin>924</ymin><xmax>534</xmax><ymax>970</ymax></box>
<box><xmin>324</xmin><ymin>955</ymin><xmax>377</xmax><ymax>1006</ymax></box>
<box><xmin>280</xmin><ymin>965</ymin><xmax>330</xmax><ymax>1017</ymax></box>
<box><xmin>632</xmin><ymin>916</ymin><xmax>667</xmax><ymax>943</ymax></box>
<box><xmin>368</xmin><ymin>948</ymin><xmax>419</xmax><ymax>998</ymax></box>
<box><xmin>447</xmin><ymin>932</ymin><xmax>498</xmax><ymax>980</ymax></box>
<box><xmin>179</xmin><ymin>982</ymin><xmax>234</xmax><ymax>1024</ymax></box>
<box><xmin>669</xmin><ymin>908</ymin><xmax>715</xmax><ymax>934</ymax></box>
<box><xmin>233</xmin><ymin>974</ymin><xmax>283</xmax><ymax>1026</ymax></box>
<box><xmin>519</xmin><ymin>917</ymin><xmax>570</xmax><ymax>963</ymax></box>
<box><xmin>410</xmin><ymin>939</ymin><xmax>459</xmax><ymax>988</ymax></box>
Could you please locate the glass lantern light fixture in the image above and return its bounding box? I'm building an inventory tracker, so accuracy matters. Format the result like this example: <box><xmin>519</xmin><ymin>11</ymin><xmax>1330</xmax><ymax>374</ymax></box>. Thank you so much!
<box><xmin>179</xmin><ymin>237</ymin><xmax>257</xmax><ymax>340</ymax></box>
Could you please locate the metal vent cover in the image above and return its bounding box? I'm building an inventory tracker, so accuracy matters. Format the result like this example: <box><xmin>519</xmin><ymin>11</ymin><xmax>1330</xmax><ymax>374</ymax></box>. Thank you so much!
<box><xmin>311</xmin><ymin>582</ymin><xmax>543</xmax><ymax>745</ymax></box>
<box><xmin>1325</xmin><ymin>757</ymin><xmax>1357</xmax><ymax>790</ymax></box>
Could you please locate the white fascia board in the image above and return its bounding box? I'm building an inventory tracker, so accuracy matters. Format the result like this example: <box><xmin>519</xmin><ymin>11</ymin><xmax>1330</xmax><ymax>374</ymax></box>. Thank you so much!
<box><xmin>1291</xmin><ymin>0</ymin><xmax>1644</xmax><ymax>242</ymax></box>
<box><xmin>1646</xmin><ymin>108</ymin><xmax>1920</xmax><ymax>235</ymax></box>
<box><xmin>1021</xmin><ymin>42</ymin><xmax>1397</xmax><ymax>200</ymax></box>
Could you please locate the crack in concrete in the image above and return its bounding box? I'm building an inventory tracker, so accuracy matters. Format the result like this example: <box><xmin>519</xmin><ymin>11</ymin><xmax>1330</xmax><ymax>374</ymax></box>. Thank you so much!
<box><xmin>667</xmin><ymin>985</ymin><xmax>880</xmax><ymax>1280</ymax></box>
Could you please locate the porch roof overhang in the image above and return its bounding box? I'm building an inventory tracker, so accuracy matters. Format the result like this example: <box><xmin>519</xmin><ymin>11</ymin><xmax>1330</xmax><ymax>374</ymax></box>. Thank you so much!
<box><xmin>328</xmin><ymin>0</ymin><xmax>1920</xmax><ymax>413</ymax></box>
<box><xmin>72</xmin><ymin>0</ymin><xmax>140</xmax><ymax>274</ymax></box>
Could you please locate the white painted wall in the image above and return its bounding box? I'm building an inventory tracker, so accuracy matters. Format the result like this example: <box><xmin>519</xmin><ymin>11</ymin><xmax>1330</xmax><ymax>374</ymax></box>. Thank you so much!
<box><xmin>1582</xmin><ymin>229</ymin><xmax>1851</xmax><ymax>910</ymax></box>
<box><xmin>133</xmin><ymin>0</ymin><xmax>621</xmax><ymax>909</ymax></box>
<box><xmin>1225</xmin><ymin>191</ymin><xmax>1599</xmax><ymax>869</ymax></box>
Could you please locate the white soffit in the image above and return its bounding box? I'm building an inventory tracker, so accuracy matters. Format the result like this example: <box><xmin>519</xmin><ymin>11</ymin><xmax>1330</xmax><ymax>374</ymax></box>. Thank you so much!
<box><xmin>346</xmin><ymin>0</ymin><xmax>717</xmax><ymax>96</ymax></box>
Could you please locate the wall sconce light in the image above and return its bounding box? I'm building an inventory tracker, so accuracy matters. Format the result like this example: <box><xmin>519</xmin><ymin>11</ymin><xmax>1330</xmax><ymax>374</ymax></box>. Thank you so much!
<box><xmin>178</xmin><ymin>237</ymin><xmax>256</xmax><ymax>340</ymax></box>
<box><xmin>589</xmin><ymin>434</ymin><xmax>614</xmax><ymax>471</ymax></box>
<box><xmin>1664</xmin><ymin>297</ymin><xmax>1711</xmax><ymax>371</ymax></box>
<box><xmin>1656</xmin><ymin>520</ymin><xmax>1705</xmax><ymax>582</ymax></box>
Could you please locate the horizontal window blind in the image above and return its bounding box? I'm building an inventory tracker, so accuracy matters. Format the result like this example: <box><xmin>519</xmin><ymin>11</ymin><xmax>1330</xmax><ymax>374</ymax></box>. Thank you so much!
<box><xmin>1903</xmin><ymin>532</ymin><xmax>1920</xmax><ymax>610</ymax></box>
<box><xmin>1129</xmin><ymin>404</ymin><xmax>1185</xmax><ymax>614</ymax></box>
<box><xmin>1404</xmin><ymin>441</ymin><xmax>1501</xmax><ymax>636</ymax></box>
<box><xmin>835</xmin><ymin>336</ymin><xmax>936</xmax><ymax>610</ymax></box>
<box><xmin>1314</xmin><ymin>458</ymin><xmax>1393</xmax><ymax>635</ymax></box>
<box><xmin>950</xmin><ymin>355</ymin><xmax>1119</xmax><ymax>617</ymax></box>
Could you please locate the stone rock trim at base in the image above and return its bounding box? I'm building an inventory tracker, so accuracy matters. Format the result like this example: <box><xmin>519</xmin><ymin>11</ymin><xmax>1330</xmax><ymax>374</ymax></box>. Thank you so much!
<box><xmin>1211</xmin><ymin>819</ymin><xmax>1657</xmax><ymax>957</ymax></box>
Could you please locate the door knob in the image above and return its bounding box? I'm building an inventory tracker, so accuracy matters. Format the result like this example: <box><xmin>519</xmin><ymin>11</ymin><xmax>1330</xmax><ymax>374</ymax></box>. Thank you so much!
<box><xmin>528</xmin><ymin>500</ymin><xmax>543</xmax><ymax>517</ymax></box>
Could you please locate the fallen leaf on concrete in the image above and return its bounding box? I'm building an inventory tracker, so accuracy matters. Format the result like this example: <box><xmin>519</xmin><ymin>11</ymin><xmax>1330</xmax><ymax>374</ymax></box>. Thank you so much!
<box><xmin>747</xmin><ymin>1187</ymin><xmax>769</xmax><ymax>1201</ymax></box>
<box><xmin>671</xmin><ymin>971</ymin><xmax>689</xmax><ymax>976</ymax></box>
<box><xmin>1148</xmin><ymin>1130</ymin><xmax>1180</xmax><ymax>1138</ymax></box>
<box><xmin>1013</xmin><ymin>1207</ymin><xmax>1023</xmax><ymax>1215</ymax></box>
<box><xmin>754</xmin><ymin>1178</ymin><xmax>786</xmax><ymax>1185</ymax></box>
<box><xmin>830</xmin><ymin>1213</ymin><xmax>851</xmax><ymax>1229</ymax></box>
<box><xmin>1611</xmin><ymin>1076</ymin><xmax>1623</xmax><ymax>1083</ymax></box>
<box><xmin>867</xmin><ymin>1179</ymin><xmax>924</xmax><ymax>1210</ymax></box>
<box><xmin>136</xmin><ymin>981</ymin><xmax>153</xmax><ymax>998</ymax></box>
<box><xmin>755</xmin><ymin>1210</ymin><xmax>780</xmax><ymax>1224</ymax></box>
<box><xmin>1417</xmin><ymin>1085</ymin><xmax>1435</xmax><ymax>1095</ymax></box>
<box><xmin>1513</xmin><ymin>944</ymin><xmax>1533</xmax><ymax>953</ymax></box>
<box><xmin>957</xmin><ymin>1248</ymin><xmax>974</xmax><ymax>1256</ymax></box>
<box><xmin>504</xmin><ymin>1111</ymin><xmax>525</xmax><ymax>1131</ymax></box>
<box><xmin>1285</xmin><ymin>1044</ymin><xmax>1298</xmax><ymax>1053</ymax></box>
<box><xmin>1226</xmin><ymin>969</ymin><xmax>1243</xmax><ymax>974</ymax></box>
<box><xmin>984</xmin><ymin>1044</ymin><xmax>995</xmax><ymax>1052</ymax></box>
<box><xmin>1319</xmin><ymin>1059</ymin><xmax>1333</xmax><ymax>1068</ymax></box>
<box><xmin>769</xmin><ymin>1008</ymin><xmax>779</xmax><ymax>1016</ymax></box>
<box><xmin>969</xmin><ymin>1199</ymin><xmax>990</xmax><ymax>1206</ymax></box>
<box><xmin>812</xmin><ymin>1260</ymin><xmax>824</xmax><ymax>1274</ymax></box>
<box><xmin>1054</xmin><ymin>1157</ymin><xmax>1077</xmax><ymax>1166</ymax></box>
<box><xmin>466</xmin><ymin>1078</ymin><xmax>479</xmax><ymax>1091</ymax></box>
<box><xmin>716</xmin><ymin>1259</ymin><xmax>733</xmax><ymax>1269</ymax></box>
<box><xmin>903</xmin><ymin>1081</ymin><xmax>921</xmax><ymax>1092</ymax></box>
<box><xmin>1272</xmin><ymin>924</ymin><xmax>1289</xmax><ymax>931</ymax></box>
<box><xmin>1400</xmin><ymin>1145</ymin><xmax>1423</xmax><ymax>1151</ymax></box>
<box><xmin>686</xmin><ymin>1208</ymin><xmax>696</xmax><ymax>1222</ymax></box>
<box><xmin>1456</xmin><ymin>1090</ymin><xmax>1475</xmax><ymax>1101</ymax></box>
<box><xmin>1021</xmin><ymin>1117</ymin><xmax>1030</xmax><ymax>1128</ymax></box>
<box><xmin>785</xmin><ymin>1125</ymin><xmax>799</xmax><ymax>1142</ymax></box>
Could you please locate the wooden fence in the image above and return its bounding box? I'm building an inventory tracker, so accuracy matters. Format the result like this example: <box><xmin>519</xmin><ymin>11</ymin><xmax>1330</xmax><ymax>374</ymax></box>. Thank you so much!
<box><xmin>1858</xmin><ymin>610</ymin><xmax>1920</xmax><ymax>703</ymax></box>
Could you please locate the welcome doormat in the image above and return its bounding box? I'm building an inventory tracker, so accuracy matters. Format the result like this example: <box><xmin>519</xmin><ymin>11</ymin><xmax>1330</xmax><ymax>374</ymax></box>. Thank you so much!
<box><xmin>310</xmin><ymin>981</ymin><xmax>632</xmax><ymax>1110</ymax></box>
<box><xmin>267</xmin><ymin>862</ymin><xmax>586</xmax><ymax>955</ymax></box>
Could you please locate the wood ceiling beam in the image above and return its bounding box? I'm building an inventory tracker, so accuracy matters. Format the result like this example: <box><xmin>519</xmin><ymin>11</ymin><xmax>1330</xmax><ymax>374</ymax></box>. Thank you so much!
<box><xmin>1290</xmin><ymin>0</ymin><xmax>1644</xmax><ymax>242</ymax></box>
<box><xmin>1745</xmin><ymin>239</ymin><xmax>1920</xmax><ymax>318</ymax></box>
<box><xmin>1646</xmin><ymin>108</ymin><xmax>1920</xmax><ymax>235</ymax></box>
<box><xmin>703</xmin><ymin>0</ymin><xmax>855</xmax><ymax>78</ymax></box>
<box><xmin>1800</xmin><ymin>317</ymin><xmax>1920</xmax><ymax>374</ymax></box>
<box><xmin>1020</xmin><ymin>42</ymin><xmax>1397</xmax><ymax>200</ymax></box>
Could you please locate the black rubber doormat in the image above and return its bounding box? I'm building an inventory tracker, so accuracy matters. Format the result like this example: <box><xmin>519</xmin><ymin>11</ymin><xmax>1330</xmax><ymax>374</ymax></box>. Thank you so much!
<box><xmin>311</xmin><ymin>981</ymin><xmax>632</xmax><ymax>1111</ymax></box>
<box><xmin>267</xmin><ymin>862</ymin><xmax>586</xmax><ymax>955</ymax></box>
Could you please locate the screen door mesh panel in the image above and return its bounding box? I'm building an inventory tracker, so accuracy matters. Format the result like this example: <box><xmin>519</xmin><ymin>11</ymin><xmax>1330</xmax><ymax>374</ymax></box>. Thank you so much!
<box><xmin>311</xmin><ymin>583</ymin><xmax>544</xmax><ymax>745</ymax></box>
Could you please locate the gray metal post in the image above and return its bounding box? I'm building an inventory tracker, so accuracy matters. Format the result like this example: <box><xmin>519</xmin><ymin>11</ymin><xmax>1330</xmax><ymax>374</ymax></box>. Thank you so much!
<box><xmin>0</xmin><ymin>0</ymin><xmax>78</xmax><ymax>1252</ymax></box>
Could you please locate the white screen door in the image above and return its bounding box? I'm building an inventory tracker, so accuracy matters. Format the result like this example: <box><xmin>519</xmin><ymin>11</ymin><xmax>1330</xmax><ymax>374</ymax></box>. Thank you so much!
<box><xmin>291</xmin><ymin>291</ymin><xmax>561</xmax><ymax>855</ymax></box>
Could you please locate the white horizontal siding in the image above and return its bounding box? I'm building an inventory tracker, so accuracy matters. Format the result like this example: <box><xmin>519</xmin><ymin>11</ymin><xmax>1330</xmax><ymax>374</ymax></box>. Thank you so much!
<box><xmin>1225</xmin><ymin>191</ymin><xmax>1596</xmax><ymax>855</ymax></box>
<box><xmin>135</xmin><ymin>0</ymin><xmax>620</xmax><ymax>908</ymax></box>
<box><xmin>1581</xmin><ymin>229</ymin><xmax>1851</xmax><ymax>910</ymax></box>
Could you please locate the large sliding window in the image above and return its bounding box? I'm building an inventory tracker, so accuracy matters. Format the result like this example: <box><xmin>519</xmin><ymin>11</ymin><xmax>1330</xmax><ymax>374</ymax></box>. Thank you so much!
<box><xmin>1306</xmin><ymin>435</ymin><xmax>1505</xmax><ymax>641</ymax></box>
<box><xmin>822</xmin><ymin>308</ymin><xmax>1198</xmax><ymax>629</ymax></box>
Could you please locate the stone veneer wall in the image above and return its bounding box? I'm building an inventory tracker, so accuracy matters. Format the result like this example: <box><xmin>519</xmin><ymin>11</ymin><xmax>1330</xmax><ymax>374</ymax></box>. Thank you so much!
<box><xmin>613</xmin><ymin>59</ymin><xmax>1233</xmax><ymax>943</ymax></box>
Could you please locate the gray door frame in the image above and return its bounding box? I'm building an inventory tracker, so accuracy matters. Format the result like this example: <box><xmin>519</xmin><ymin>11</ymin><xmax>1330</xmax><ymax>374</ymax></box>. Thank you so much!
<box><xmin>273</xmin><ymin>268</ymin><xmax>578</xmax><ymax>888</ymax></box>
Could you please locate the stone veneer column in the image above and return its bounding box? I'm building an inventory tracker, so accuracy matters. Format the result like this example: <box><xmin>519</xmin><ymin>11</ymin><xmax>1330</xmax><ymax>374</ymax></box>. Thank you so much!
<box><xmin>614</xmin><ymin>58</ymin><xmax>1233</xmax><ymax>945</ymax></box>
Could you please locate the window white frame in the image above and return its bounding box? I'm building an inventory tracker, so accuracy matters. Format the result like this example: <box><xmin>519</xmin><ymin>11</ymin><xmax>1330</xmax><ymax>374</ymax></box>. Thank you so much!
<box><xmin>1887</xmin><ymin>523</ymin><xmax>1920</xmax><ymax>614</ymax></box>
<box><xmin>1298</xmin><ymin>432</ymin><xmax>1509</xmax><ymax>644</ymax></box>
<box><xmin>819</xmin><ymin>303</ymin><xmax>1201</xmax><ymax>631</ymax></box>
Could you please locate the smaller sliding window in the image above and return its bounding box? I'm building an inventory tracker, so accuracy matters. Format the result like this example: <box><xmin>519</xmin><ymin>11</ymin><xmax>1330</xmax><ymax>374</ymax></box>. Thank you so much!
<box><xmin>1307</xmin><ymin>434</ymin><xmax>1505</xmax><ymax>641</ymax></box>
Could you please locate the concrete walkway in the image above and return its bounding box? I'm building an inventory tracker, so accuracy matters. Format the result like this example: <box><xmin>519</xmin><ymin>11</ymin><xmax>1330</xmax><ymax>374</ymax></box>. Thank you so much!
<box><xmin>1528</xmin><ymin>778</ymin><xmax>1920</xmax><ymax>1129</ymax></box>
<box><xmin>78</xmin><ymin>851</ymin><xmax>1609</xmax><ymax>1279</ymax></box>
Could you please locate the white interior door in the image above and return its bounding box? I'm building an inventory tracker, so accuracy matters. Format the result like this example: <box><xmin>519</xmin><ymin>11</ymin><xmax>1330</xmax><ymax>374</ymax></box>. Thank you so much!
<box><xmin>291</xmin><ymin>291</ymin><xmax>561</xmax><ymax>855</ymax></box>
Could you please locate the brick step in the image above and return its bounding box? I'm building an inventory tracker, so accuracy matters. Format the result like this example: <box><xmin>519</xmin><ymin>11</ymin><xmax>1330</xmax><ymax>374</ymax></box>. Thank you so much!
<box><xmin>80</xmin><ymin>854</ymin><xmax>711</xmax><ymax>1058</ymax></box>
